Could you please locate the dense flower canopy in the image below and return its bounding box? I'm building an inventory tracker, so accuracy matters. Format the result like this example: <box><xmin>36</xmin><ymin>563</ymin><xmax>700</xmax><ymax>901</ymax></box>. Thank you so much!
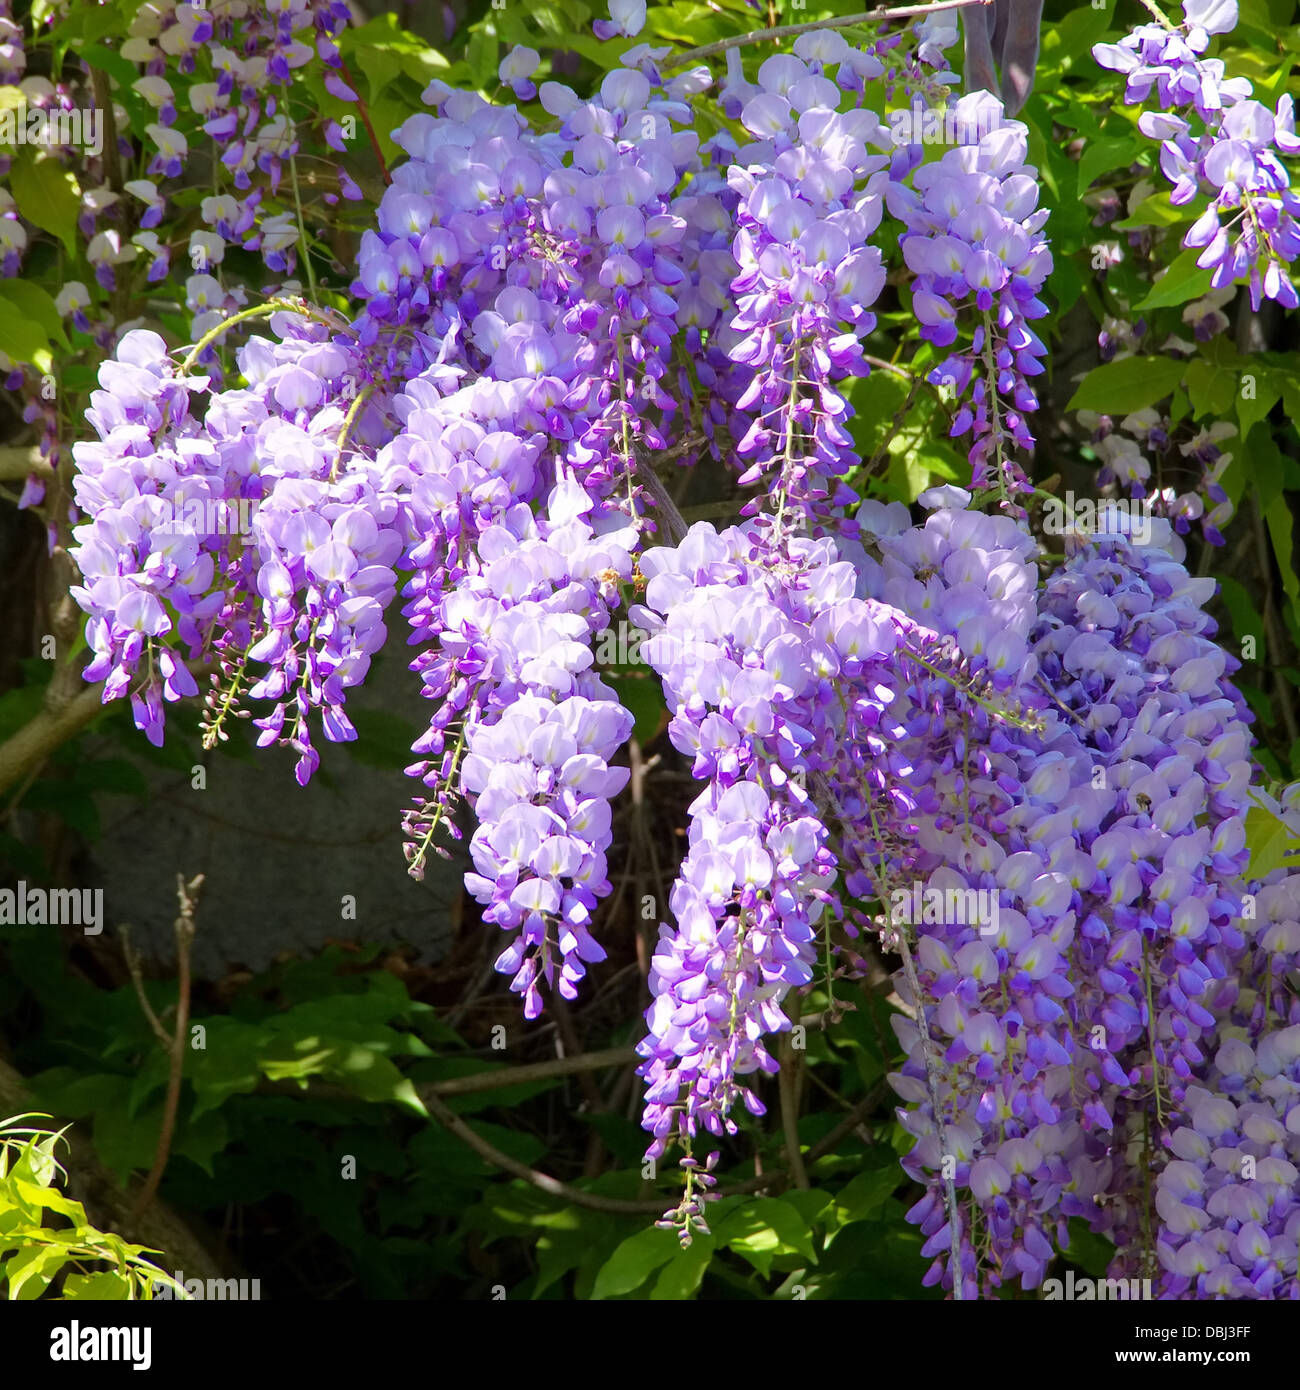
<box><xmin>6</xmin><ymin>0</ymin><xmax>1292</xmax><ymax>1301</ymax></box>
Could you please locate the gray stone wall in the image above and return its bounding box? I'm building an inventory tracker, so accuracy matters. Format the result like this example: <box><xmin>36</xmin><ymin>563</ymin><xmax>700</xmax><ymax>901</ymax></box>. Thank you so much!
<box><xmin>82</xmin><ymin>644</ymin><xmax>465</xmax><ymax>979</ymax></box>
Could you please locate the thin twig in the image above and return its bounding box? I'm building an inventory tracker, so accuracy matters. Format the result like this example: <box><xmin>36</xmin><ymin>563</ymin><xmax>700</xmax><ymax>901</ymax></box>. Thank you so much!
<box><xmin>422</xmin><ymin>1088</ymin><xmax>780</xmax><ymax>1214</ymax></box>
<box><xmin>130</xmin><ymin>874</ymin><xmax>202</xmax><ymax>1223</ymax></box>
<box><xmin>550</xmin><ymin>996</ymin><xmax>607</xmax><ymax>1113</ymax></box>
<box><xmin>119</xmin><ymin>924</ymin><xmax>173</xmax><ymax>1051</ymax></box>
<box><xmin>417</xmin><ymin>1046</ymin><xmax>638</xmax><ymax>1098</ymax></box>
<box><xmin>779</xmin><ymin>996</ymin><xmax>811</xmax><ymax>1190</ymax></box>
<box><xmin>637</xmin><ymin>457</ymin><xmax>690</xmax><ymax>543</ymax></box>
<box><xmin>804</xmin><ymin>1082</ymin><xmax>889</xmax><ymax>1164</ymax></box>
<box><xmin>337</xmin><ymin>59</ymin><xmax>392</xmax><ymax>186</ymax></box>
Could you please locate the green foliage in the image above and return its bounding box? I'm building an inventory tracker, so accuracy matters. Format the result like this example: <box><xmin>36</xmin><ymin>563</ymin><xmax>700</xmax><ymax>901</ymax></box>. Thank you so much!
<box><xmin>0</xmin><ymin>1114</ymin><xmax>183</xmax><ymax>1300</ymax></box>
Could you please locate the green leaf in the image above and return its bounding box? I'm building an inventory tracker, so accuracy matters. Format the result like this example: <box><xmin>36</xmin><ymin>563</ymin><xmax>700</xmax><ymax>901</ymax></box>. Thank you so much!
<box><xmin>80</xmin><ymin>41</ymin><xmax>141</xmax><ymax>91</ymax></box>
<box><xmin>1217</xmin><ymin>576</ymin><xmax>1265</xmax><ymax>654</ymax></box>
<box><xmin>1237</xmin><ymin>369</ymin><xmax>1282</xmax><ymax>439</ymax></box>
<box><xmin>1076</xmin><ymin>138</ymin><xmax>1137</xmax><ymax>198</ymax></box>
<box><xmin>591</xmin><ymin>1225</ymin><xmax>679</xmax><ymax>1299</ymax></box>
<box><xmin>48</xmin><ymin>0</ymin><xmax>133</xmax><ymax>42</ymax></box>
<box><xmin>327</xmin><ymin>1047</ymin><xmax>428</xmax><ymax>1115</ymax></box>
<box><xmin>1063</xmin><ymin>1218</ymin><xmax>1116</xmax><ymax>1279</ymax></box>
<box><xmin>1185</xmin><ymin>356</ymin><xmax>1239</xmax><ymax>418</ymax></box>
<box><xmin>186</xmin><ymin>1019</ymin><xmax>273</xmax><ymax>1116</ymax></box>
<box><xmin>4</xmin><ymin>1242</ymin><xmax>67</xmax><ymax>1299</ymax></box>
<box><xmin>170</xmin><ymin>1107</ymin><xmax>229</xmax><ymax>1179</ymax></box>
<box><xmin>1114</xmin><ymin>193</ymin><xmax>1192</xmax><ymax>230</ymax></box>
<box><xmin>649</xmin><ymin>1235</ymin><xmax>715</xmax><ymax>1299</ymax></box>
<box><xmin>0</xmin><ymin>297</ymin><xmax>51</xmax><ymax>374</ymax></box>
<box><xmin>715</xmin><ymin>1196</ymin><xmax>817</xmax><ymax>1276</ymax></box>
<box><xmin>1264</xmin><ymin>491</ymin><xmax>1300</xmax><ymax>607</ymax></box>
<box><xmin>833</xmin><ymin>1164</ymin><xmax>903</xmax><ymax>1225</ymax></box>
<box><xmin>9</xmin><ymin>153</ymin><xmax>82</xmax><ymax>257</ymax></box>
<box><xmin>1066</xmin><ymin>357</ymin><xmax>1187</xmax><ymax>414</ymax></box>
<box><xmin>1134</xmin><ymin>247</ymin><xmax>1215</xmax><ymax>310</ymax></box>
<box><xmin>0</xmin><ymin>281</ymin><xmax>70</xmax><ymax>352</ymax></box>
<box><xmin>464</xmin><ymin>27</ymin><xmax>499</xmax><ymax>90</ymax></box>
<box><xmin>1040</xmin><ymin>6</ymin><xmax>1114</xmax><ymax>67</ymax></box>
<box><xmin>605</xmin><ymin>671</ymin><xmax>665</xmax><ymax>747</ymax></box>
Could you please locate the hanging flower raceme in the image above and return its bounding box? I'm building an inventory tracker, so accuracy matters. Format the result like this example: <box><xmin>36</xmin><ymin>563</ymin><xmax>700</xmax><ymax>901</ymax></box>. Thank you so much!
<box><xmin>846</xmin><ymin>503</ymin><xmax>1087</xmax><ymax>1296</ymax></box>
<box><xmin>377</xmin><ymin>368</ymin><xmax>637</xmax><ymax>1017</ymax></box>
<box><xmin>722</xmin><ymin>49</ymin><xmax>891</xmax><ymax>525</ymax></box>
<box><xmin>68</xmin><ymin>305</ymin><xmax>398</xmax><ymax>764</ymax></box>
<box><xmin>453</xmin><ymin>475</ymin><xmax>636</xmax><ymax>1019</ymax></box>
<box><xmin>354</xmin><ymin>71</ymin><xmax>700</xmax><ymax>526</ymax></box>
<box><xmin>631</xmin><ymin>522</ymin><xmax>907</xmax><ymax>1172</ymax></box>
<box><xmin>1094</xmin><ymin>0</ymin><xmax>1300</xmax><ymax>309</ymax></box>
<box><xmin>886</xmin><ymin>92</ymin><xmax>1052</xmax><ymax>506</ymax></box>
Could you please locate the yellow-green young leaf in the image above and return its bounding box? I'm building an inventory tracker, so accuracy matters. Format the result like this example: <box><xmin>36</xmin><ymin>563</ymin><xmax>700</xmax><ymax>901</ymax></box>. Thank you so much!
<box><xmin>4</xmin><ymin>1241</ymin><xmax>67</xmax><ymax>1299</ymax></box>
<box><xmin>0</xmin><ymin>87</ymin><xmax>23</xmax><ymax>112</ymax></box>
<box><xmin>1244</xmin><ymin>803</ymin><xmax>1300</xmax><ymax>878</ymax></box>
<box><xmin>9</xmin><ymin>153</ymin><xmax>82</xmax><ymax>256</ymax></box>
<box><xmin>63</xmin><ymin>1270</ymin><xmax>131</xmax><ymax>1300</ymax></box>
<box><xmin>0</xmin><ymin>281</ymin><xmax>71</xmax><ymax>352</ymax></box>
<box><xmin>11</xmin><ymin>1178</ymin><xmax>80</xmax><ymax>1221</ymax></box>
<box><xmin>0</xmin><ymin>298</ymin><xmax>52</xmax><ymax>374</ymax></box>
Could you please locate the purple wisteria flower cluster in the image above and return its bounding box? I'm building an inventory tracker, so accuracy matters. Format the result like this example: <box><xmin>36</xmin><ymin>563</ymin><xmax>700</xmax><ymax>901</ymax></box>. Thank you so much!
<box><xmin>630</xmin><ymin>524</ymin><xmax>906</xmax><ymax>1178</ymax></box>
<box><xmin>1094</xmin><ymin>0</ymin><xmax>1300</xmax><ymax>308</ymax></box>
<box><xmin>352</xmin><ymin>72</ymin><xmax>708</xmax><ymax>513</ymax></box>
<box><xmin>68</xmin><ymin>307</ymin><xmax>398</xmax><ymax>763</ymax></box>
<box><xmin>719</xmin><ymin>49</ymin><xmax>891</xmax><ymax>523</ymax></box>
<box><xmin>1</xmin><ymin>0</ymin><xmax>356</xmax><ymax>517</ymax></box>
<box><xmin>59</xmin><ymin>7</ymin><xmax>1300</xmax><ymax>1302</ymax></box>
<box><xmin>1075</xmin><ymin>408</ymin><xmax>1237</xmax><ymax>547</ymax></box>
<box><xmin>886</xmin><ymin>92</ymin><xmax>1052</xmax><ymax>506</ymax></box>
<box><xmin>856</xmin><ymin>503</ymin><xmax>1297</xmax><ymax>1300</ymax></box>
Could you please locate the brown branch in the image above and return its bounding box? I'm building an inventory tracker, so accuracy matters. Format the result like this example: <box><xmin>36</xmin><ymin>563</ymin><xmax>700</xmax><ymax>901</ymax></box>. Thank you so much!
<box><xmin>637</xmin><ymin>457</ymin><xmax>689</xmax><ymax>543</ymax></box>
<box><xmin>424</xmin><ymin>1086</ymin><xmax>781</xmax><ymax>1214</ymax></box>
<box><xmin>0</xmin><ymin>446</ymin><xmax>54</xmax><ymax>482</ymax></box>
<box><xmin>0</xmin><ymin>677</ymin><xmax>109</xmax><ymax>797</ymax></box>
<box><xmin>119</xmin><ymin>924</ymin><xmax>173</xmax><ymax>1051</ymax></box>
<box><xmin>418</xmin><ymin>1046</ymin><xmax>638</xmax><ymax>1099</ymax></box>
<box><xmin>130</xmin><ymin>874</ymin><xmax>202</xmax><ymax>1223</ymax></box>
<box><xmin>804</xmin><ymin>1082</ymin><xmax>889</xmax><ymax>1164</ymax></box>
<box><xmin>337</xmin><ymin>60</ymin><xmax>391</xmax><ymax>186</ymax></box>
<box><xmin>0</xmin><ymin>657</ymin><xmax>214</xmax><ymax>797</ymax></box>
